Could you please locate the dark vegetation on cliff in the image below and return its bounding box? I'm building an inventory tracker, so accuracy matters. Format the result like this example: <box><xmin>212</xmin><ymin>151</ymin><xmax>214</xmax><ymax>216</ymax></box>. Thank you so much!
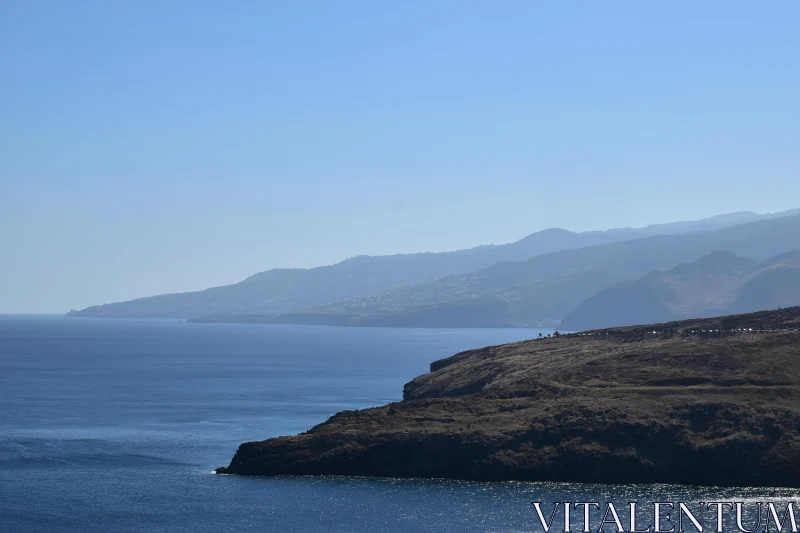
<box><xmin>218</xmin><ymin>307</ymin><xmax>800</xmax><ymax>487</ymax></box>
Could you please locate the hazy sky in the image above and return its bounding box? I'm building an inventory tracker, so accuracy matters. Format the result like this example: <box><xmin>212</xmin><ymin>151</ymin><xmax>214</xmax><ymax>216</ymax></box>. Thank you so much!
<box><xmin>2</xmin><ymin>1</ymin><xmax>799</xmax><ymax>313</ymax></box>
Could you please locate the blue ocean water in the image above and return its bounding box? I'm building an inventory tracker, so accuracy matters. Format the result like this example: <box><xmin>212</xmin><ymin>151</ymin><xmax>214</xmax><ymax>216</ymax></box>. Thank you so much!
<box><xmin>0</xmin><ymin>316</ymin><xmax>797</xmax><ymax>533</ymax></box>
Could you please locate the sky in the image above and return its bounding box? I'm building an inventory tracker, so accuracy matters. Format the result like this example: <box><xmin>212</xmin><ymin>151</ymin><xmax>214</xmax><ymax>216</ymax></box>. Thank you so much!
<box><xmin>1</xmin><ymin>1</ymin><xmax>799</xmax><ymax>313</ymax></box>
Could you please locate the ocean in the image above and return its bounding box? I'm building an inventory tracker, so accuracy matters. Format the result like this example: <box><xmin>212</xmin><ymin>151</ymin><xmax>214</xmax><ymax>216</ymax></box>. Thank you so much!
<box><xmin>0</xmin><ymin>316</ymin><xmax>797</xmax><ymax>533</ymax></box>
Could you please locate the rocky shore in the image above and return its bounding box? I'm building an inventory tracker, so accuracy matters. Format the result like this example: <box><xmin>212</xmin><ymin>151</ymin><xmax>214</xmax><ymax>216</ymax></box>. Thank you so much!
<box><xmin>217</xmin><ymin>307</ymin><xmax>800</xmax><ymax>487</ymax></box>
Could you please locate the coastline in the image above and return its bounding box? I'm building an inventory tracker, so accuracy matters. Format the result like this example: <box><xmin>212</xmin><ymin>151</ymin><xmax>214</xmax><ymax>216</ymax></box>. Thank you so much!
<box><xmin>218</xmin><ymin>308</ymin><xmax>800</xmax><ymax>487</ymax></box>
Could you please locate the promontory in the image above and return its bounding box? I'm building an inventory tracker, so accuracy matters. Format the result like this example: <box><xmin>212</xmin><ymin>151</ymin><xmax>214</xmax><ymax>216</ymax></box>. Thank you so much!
<box><xmin>217</xmin><ymin>307</ymin><xmax>800</xmax><ymax>487</ymax></box>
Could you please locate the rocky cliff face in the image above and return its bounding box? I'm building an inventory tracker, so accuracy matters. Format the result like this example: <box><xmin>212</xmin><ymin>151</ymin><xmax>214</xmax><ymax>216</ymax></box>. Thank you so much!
<box><xmin>218</xmin><ymin>307</ymin><xmax>800</xmax><ymax>487</ymax></box>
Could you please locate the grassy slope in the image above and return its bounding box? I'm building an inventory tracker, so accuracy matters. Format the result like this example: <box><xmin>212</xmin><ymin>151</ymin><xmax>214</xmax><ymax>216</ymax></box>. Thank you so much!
<box><xmin>219</xmin><ymin>307</ymin><xmax>800</xmax><ymax>487</ymax></box>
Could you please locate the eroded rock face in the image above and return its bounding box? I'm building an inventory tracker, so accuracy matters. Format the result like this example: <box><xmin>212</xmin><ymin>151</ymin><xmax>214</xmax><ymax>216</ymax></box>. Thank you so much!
<box><xmin>218</xmin><ymin>308</ymin><xmax>800</xmax><ymax>487</ymax></box>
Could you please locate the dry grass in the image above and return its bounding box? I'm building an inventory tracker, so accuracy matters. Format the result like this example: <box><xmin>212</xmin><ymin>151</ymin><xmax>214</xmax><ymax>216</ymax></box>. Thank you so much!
<box><xmin>220</xmin><ymin>307</ymin><xmax>800</xmax><ymax>487</ymax></box>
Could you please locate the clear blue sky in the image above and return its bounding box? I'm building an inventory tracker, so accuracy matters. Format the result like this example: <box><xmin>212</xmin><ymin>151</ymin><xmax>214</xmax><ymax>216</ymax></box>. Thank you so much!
<box><xmin>1</xmin><ymin>1</ymin><xmax>799</xmax><ymax>313</ymax></box>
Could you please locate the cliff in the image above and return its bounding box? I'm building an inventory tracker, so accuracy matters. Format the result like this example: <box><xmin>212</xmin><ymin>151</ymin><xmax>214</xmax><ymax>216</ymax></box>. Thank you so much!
<box><xmin>217</xmin><ymin>307</ymin><xmax>800</xmax><ymax>487</ymax></box>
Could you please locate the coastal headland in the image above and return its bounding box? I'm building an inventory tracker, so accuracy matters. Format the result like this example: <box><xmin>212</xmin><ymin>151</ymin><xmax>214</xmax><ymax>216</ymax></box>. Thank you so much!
<box><xmin>218</xmin><ymin>307</ymin><xmax>800</xmax><ymax>487</ymax></box>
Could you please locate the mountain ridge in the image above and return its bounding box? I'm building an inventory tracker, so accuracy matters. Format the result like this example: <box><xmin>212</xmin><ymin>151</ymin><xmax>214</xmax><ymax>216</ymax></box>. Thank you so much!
<box><xmin>198</xmin><ymin>213</ymin><xmax>800</xmax><ymax>328</ymax></box>
<box><xmin>69</xmin><ymin>208</ymin><xmax>799</xmax><ymax>319</ymax></box>
<box><xmin>560</xmin><ymin>249</ymin><xmax>800</xmax><ymax>330</ymax></box>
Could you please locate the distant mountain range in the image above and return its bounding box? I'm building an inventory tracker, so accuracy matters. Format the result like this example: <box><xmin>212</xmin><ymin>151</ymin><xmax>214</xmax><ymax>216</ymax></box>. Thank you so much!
<box><xmin>560</xmin><ymin>250</ymin><xmax>800</xmax><ymax>331</ymax></box>
<box><xmin>68</xmin><ymin>208</ymin><xmax>800</xmax><ymax>324</ymax></box>
<box><xmin>191</xmin><ymin>212</ymin><xmax>800</xmax><ymax>328</ymax></box>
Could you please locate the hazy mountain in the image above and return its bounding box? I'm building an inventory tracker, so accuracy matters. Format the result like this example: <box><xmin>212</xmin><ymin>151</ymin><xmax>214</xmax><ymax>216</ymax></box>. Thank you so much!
<box><xmin>68</xmin><ymin>209</ymin><xmax>798</xmax><ymax>318</ymax></box>
<box><xmin>728</xmin><ymin>251</ymin><xmax>800</xmax><ymax>315</ymax></box>
<box><xmin>560</xmin><ymin>250</ymin><xmax>800</xmax><ymax>331</ymax></box>
<box><xmin>220</xmin><ymin>214</ymin><xmax>800</xmax><ymax>328</ymax></box>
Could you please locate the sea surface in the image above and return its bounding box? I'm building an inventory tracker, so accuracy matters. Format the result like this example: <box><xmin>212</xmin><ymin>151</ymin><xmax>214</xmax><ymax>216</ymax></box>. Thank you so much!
<box><xmin>1</xmin><ymin>316</ymin><xmax>797</xmax><ymax>533</ymax></box>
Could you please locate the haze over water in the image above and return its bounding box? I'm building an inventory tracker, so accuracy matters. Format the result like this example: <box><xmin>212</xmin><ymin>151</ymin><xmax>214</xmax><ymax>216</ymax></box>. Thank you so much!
<box><xmin>1</xmin><ymin>316</ymin><xmax>796</xmax><ymax>532</ymax></box>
